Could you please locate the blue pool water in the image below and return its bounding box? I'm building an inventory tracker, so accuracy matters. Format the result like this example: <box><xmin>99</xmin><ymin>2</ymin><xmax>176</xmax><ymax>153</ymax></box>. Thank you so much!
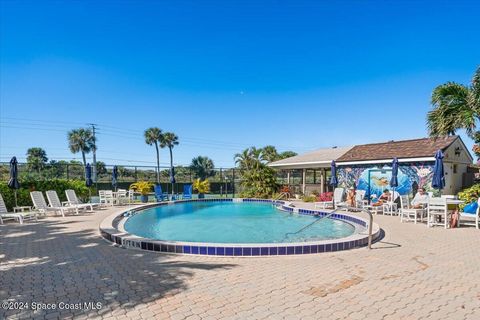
<box><xmin>124</xmin><ymin>202</ymin><xmax>355</xmax><ymax>243</ymax></box>
<box><xmin>124</xmin><ymin>202</ymin><xmax>354</xmax><ymax>243</ymax></box>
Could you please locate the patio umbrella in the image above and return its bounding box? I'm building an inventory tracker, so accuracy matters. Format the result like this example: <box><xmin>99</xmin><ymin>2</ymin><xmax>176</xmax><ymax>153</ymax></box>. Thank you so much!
<box><xmin>329</xmin><ymin>160</ymin><xmax>338</xmax><ymax>188</ymax></box>
<box><xmin>390</xmin><ymin>157</ymin><xmax>399</xmax><ymax>201</ymax></box>
<box><xmin>432</xmin><ymin>150</ymin><xmax>445</xmax><ymax>191</ymax></box>
<box><xmin>85</xmin><ymin>163</ymin><xmax>93</xmax><ymax>187</ymax></box>
<box><xmin>7</xmin><ymin>156</ymin><xmax>20</xmax><ymax>207</ymax></box>
<box><xmin>85</xmin><ymin>163</ymin><xmax>93</xmax><ymax>199</ymax></box>
<box><xmin>112</xmin><ymin>166</ymin><xmax>118</xmax><ymax>191</ymax></box>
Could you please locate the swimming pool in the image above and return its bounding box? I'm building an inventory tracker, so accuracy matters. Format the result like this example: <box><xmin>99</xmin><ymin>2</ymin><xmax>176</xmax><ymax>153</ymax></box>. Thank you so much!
<box><xmin>101</xmin><ymin>198</ymin><xmax>380</xmax><ymax>256</ymax></box>
<box><xmin>124</xmin><ymin>201</ymin><xmax>355</xmax><ymax>243</ymax></box>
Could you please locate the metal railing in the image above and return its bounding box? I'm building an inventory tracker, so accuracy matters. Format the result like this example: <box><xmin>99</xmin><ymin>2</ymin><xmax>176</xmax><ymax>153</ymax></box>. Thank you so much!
<box><xmin>282</xmin><ymin>206</ymin><xmax>374</xmax><ymax>249</ymax></box>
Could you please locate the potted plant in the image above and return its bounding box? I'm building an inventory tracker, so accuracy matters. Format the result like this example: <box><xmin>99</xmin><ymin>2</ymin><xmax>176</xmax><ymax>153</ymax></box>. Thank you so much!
<box><xmin>129</xmin><ymin>181</ymin><xmax>154</xmax><ymax>203</ymax></box>
<box><xmin>193</xmin><ymin>178</ymin><xmax>210</xmax><ymax>199</ymax></box>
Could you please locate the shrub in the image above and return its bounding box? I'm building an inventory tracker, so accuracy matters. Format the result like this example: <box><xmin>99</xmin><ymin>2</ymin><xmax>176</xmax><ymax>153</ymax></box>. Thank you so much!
<box><xmin>0</xmin><ymin>179</ymin><xmax>92</xmax><ymax>211</ymax></box>
<box><xmin>302</xmin><ymin>195</ymin><xmax>317</xmax><ymax>202</ymax></box>
<box><xmin>457</xmin><ymin>184</ymin><xmax>480</xmax><ymax>209</ymax></box>
<box><xmin>193</xmin><ymin>179</ymin><xmax>210</xmax><ymax>194</ymax></box>
<box><xmin>310</xmin><ymin>189</ymin><xmax>320</xmax><ymax>196</ymax></box>
<box><xmin>318</xmin><ymin>192</ymin><xmax>333</xmax><ymax>202</ymax></box>
<box><xmin>129</xmin><ymin>181</ymin><xmax>154</xmax><ymax>195</ymax></box>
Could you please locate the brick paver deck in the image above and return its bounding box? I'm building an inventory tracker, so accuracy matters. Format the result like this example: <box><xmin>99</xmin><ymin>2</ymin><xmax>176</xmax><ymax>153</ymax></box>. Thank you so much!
<box><xmin>1</xmin><ymin>205</ymin><xmax>479</xmax><ymax>319</ymax></box>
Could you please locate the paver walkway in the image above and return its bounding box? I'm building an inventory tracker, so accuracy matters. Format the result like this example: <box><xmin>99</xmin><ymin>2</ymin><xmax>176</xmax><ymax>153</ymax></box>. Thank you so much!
<box><xmin>1</xmin><ymin>205</ymin><xmax>479</xmax><ymax>319</ymax></box>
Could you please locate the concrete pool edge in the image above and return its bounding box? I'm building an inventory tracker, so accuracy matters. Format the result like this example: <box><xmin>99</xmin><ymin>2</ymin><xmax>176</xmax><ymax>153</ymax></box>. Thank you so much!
<box><xmin>99</xmin><ymin>198</ymin><xmax>381</xmax><ymax>257</ymax></box>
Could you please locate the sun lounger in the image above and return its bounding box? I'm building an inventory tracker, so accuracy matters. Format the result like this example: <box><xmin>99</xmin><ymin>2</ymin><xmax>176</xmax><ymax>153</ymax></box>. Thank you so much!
<box><xmin>31</xmin><ymin>191</ymin><xmax>69</xmax><ymax>217</ymax></box>
<box><xmin>0</xmin><ymin>194</ymin><xmax>37</xmax><ymax>224</ymax></box>
<box><xmin>65</xmin><ymin>189</ymin><xmax>98</xmax><ymax>211</ymax></box>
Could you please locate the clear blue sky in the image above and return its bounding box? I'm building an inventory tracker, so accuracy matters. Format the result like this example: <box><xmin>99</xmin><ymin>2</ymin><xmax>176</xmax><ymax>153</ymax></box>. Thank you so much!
<box><xmin>1</xmin><ymin>0</ymin><xmax>479</xmax><ymax>168</ymax></box>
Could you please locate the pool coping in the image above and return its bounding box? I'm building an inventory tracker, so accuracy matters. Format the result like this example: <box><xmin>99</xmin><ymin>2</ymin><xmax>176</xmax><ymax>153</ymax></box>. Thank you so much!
<box><xmin>99</xmin><ymin>198</ymin><xmax>381</xmax><ymax>257</ymax></box>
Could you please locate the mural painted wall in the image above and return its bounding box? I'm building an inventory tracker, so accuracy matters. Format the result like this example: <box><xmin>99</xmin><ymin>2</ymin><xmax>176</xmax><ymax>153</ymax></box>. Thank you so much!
<box><xmin>337</xmin><ymin>162</ymin><xmax>436</xmax><ymax>198</ymax></box>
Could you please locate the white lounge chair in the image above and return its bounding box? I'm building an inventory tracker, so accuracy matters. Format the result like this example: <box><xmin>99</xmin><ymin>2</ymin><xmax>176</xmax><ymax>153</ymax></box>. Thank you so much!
<box><xmin>399</xmin><ymin>195</ymin><xmax>426</xmax><ymax>224</ymax></box>
<box><xmin>0</xmin><ymin>194</ymin><xmax>37</xmax><ymax>224</ymax></box>
<box><xmin>427</xmin><ymin>197</ymin><xmax>449</xmax><ymax>229</ymax></box>
<box><xmin>457</xmin><ymin>198</ymin><xmax>480</xmax><ymax>229</ymax></box>
<box><xmin>65</xmin><ymin>189</ymin><xmax>99</xmax><ymax>211</ymax></box>
<box><xmin>314</xmin><ymin>188</ymin><xmax>345</xmax><ymax>209</ymax></box>
<box><xmin>31</xmin><ymin>191</ymin><xmax>68</xmax><ymax>217</ymax></box>
<box><xmin>46</xmin><ymin>190</ymin><xmax>86</xmax><ymax>215</ymax></box>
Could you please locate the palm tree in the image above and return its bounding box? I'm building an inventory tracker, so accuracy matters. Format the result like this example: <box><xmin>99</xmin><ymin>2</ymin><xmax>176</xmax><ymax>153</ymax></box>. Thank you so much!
<box><xmin>67</xmin><ymin>128</ymin><xmax>95</xmax><ymax>176</ymax></box>
<box><xmin>427</xmin><ymin>66</ymin><xmax>480</xmax><ymax>138</ymax></box>
<box><xmin>26</xmin><ymin>147</ymin><xmax>48</xmax><ymax>173</ymax></box>
<box><xmin>144</xmin><ymin>127</ymin><xmax>163</xmax><ymax>184</ymax></box>
<box><xmin>190</xmin><ymin>156</ymin><xmax>215</xmax><ymax>180</ymax></box>
<box><xmin>160</xmin><ymin>132</ymin><xmax>179</xmax><ymax>194</ymax></box>
<box><xmin>262</xmin><ymin>145</ymin><xmax>279</xmax><ymax>163</ymax></box>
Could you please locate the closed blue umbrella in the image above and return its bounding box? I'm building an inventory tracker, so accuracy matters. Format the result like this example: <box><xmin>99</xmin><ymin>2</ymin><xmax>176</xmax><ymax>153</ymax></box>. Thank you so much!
<box><xmin>390</xmin><ymin>158</ymin><xmax>399</xmax><ymax>189</ymax></box>
<box><xmin>390</xmin><ymin>157</ymin><xmax>399</xmax><ymax>200</ymax></box>
<box><xmin>432</xmin><ymin>150</ymin><xmax>445</xmax><ymax>190</ymax></box>
<box><xmin>112</xmin><ymin>166</ymin><xmax>118</xmax><ymax>191</ymax></box>
<box><xmin>85</xmin><ymin>163</ymin><xmax>93</xmax><ymax>187</ymax></box>
<box><xmin>8</xmin><ymin>156</ymin><xmax>20</xmax><ymax>207</ymax></box>
<box><xmin>329</xmin><ymin>160</ymin><xmax>338</xmax><ymax>188</ymax></box>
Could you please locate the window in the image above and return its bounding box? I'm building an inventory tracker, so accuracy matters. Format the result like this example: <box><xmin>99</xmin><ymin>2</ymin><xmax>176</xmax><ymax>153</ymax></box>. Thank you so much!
<box><xmin>453</xmin><ymin>164</ymin><xmax>457</xmax><ymax>174</ymax></box>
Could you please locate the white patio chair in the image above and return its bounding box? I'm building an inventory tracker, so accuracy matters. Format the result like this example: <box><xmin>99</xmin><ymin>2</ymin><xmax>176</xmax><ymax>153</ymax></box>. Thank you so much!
<box><xmin>399</xmin><ymin>195</ymin><xmax>426</xmax><ymax>224</ymax></box>
<box><xmin>314</xmin><ymin>188</ymin><xmax>345</xmax><ymax>209</ymax></box>
<box><xmin>0</xmin><ymin>194</ymin><xmax>37</xmax><ymax>224</ymax></box>
<box><xmin>427</xmin><ymin>197</ymin><xmax>449</xmax><ymax>229</ymax></box>
<box><xmin>116</xmin><ymin>189</ymin><xmax>128</xmax><ymax>205</ymax></box>
<box><xmin>355</xmin><ymin>190</ymin><xmax>367</xmax><ymax>208</ymax></box>
<box><xmin>382</xmin><ymin>191</ymin><xmax>400</xmax><ymax>215</ymax></box>
<box><xmin>65</xmin><ymin>189</ymin><xmax>99</xmax><ymax>211</ymax></box>
<box><xmin>31</xmin><ymin>191</ymin><xmax>66</xmax><ymax>217</ymax></box>
<box><xmin>457</xmin><ymin>198</ymin><xmax>480</xmax><ymax>229</ymax></box>
<box><xmin>127</xmin><ymin>189</ymin><xmax>135</xmax><ymax>204</ymax></box>
<box><xmin>441</xmin><ymin>195</ymin><xmax>455</xmax><ymax>199</ymax></box>
<box><xmin>46</xmin><ymin>190</ymin><xmax>80</xmax><ymax>215</ymax></box>
<box><xmin>99</xmin><ymin>190</ymin><xmax>115</xmax><ymax>206</ymax></box>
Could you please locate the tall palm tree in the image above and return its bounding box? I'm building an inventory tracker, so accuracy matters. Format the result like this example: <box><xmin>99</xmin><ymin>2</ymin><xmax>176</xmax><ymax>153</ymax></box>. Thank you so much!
<box><xmin>261</xmin><ymin>145</ymin><xmax>279</xmax><ymax>163</ymax></box>
<box><xmin>67</xmin><ymin>128</ymin><xmax>95</xmax><ymax>176</ymax></box>
<box><xmin>144</xmin><ymin>127</ymin><xmax>163</xmax><ymax>184</ymax></box>
<box><xmin>26</xmin><ymin>147</ymin><xmax>48</xmax><ymax>173</ymax></box>
<box><xmin>160</xmin><ymin>132</ymin><xmax>179</xmax><ymax>194</ymax></box>
<box><xmin>427</xmin><ymin>66</ymin><xmax>480</xmax><ymax>138</ymax></box>
<box><xmin>190</xmin><ymin>156</ymin><xmax>215</xmax><ymax>180</ymax></box>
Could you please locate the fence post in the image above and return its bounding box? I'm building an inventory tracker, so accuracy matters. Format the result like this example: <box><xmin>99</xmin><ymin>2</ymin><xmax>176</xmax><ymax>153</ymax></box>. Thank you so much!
<box><xmin>232</xmin><ymin>168</ymin><xmax>235</xmax><ymax>198</ymax></box>
<box><xmin>219</xmin><ymin>168</ymin><xmax>223</xmax><ymax>196</ymax></box>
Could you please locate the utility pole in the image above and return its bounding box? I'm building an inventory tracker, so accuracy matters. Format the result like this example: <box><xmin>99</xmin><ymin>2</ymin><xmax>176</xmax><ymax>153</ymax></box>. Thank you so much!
<box><xmin>88</xmin><ymin>123</ymin><xmax>98</xmax><ymax>184</ymax></box>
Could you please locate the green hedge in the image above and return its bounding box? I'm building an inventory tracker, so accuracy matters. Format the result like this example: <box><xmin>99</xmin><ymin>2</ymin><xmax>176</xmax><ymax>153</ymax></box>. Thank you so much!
<box><xmin>0</xmin><ymin>179</ymin><xmax>93</xmax><ymax>211</ymax></box>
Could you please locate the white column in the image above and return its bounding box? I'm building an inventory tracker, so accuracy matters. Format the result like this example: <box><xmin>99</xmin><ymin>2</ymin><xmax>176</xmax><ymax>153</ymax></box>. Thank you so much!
<box><xmin>302</xmin><ymin>168</ymin><xmax>306</xmax><ymax>194</ymax></box>
<box><xmin>320</xmin><ymin>168</ymin><xmax>325</xmax><ymax>194</ymax></box>
<box><xmin>287</xmin><ymin>171</ymin><xmax>291</xmax><ymax>185</ymax></box>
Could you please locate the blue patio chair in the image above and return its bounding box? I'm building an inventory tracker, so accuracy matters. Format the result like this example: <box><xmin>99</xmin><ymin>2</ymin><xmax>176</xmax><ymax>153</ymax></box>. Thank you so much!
<box><xmin>183</xmin><ymin>184</ymin><xmax>193</xmax><ymax>200</ymax></box>
<box><xmin>154</xmin><ymin>185</ymin><xmax>166</xmax><ymax>202</ymax></box>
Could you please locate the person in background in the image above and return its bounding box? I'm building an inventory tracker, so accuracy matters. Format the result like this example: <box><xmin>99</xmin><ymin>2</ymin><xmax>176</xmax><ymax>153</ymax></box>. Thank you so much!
<box><xmin>411</xmin><ymin>188</ymin><xmax>428</xmax><ymax>208</ymax></box>
<box><xmin>347</xmin><ymin>186</ymin><xmax>356</xmax><ymax>208</ymax></box>
<box><xmin>373</xmin><ymin>189</ymin><xmax>390</xmax><ymax>206</ymax></box>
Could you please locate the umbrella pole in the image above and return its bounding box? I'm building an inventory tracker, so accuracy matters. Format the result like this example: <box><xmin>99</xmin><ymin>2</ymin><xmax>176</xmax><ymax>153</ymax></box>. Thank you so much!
<box><xmin>14</xmin><ymin>190</ymin><xmax>18</xmax><ymax>207</ymax></box>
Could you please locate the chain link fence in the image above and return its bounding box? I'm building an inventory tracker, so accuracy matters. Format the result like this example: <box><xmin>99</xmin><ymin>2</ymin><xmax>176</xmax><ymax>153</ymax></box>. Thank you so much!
<box><xmin>0</xmin><ymin>162</ymin><xmax>241</xmax><ymax>197</ymax></box>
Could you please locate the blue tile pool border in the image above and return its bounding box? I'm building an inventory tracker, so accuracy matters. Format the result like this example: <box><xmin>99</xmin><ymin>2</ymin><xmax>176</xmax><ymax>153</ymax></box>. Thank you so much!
<box><xmin>101</xmin><ymin>198</ymin><xmax>380</xmax><ymax>257</ymax></box>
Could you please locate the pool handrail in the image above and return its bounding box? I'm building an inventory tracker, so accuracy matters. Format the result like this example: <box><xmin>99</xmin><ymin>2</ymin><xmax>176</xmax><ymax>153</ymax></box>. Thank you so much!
<box><xmin>284</xmin><ymin>206</ymin><xmax>374</xmax><ymax>249</ymax></box>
